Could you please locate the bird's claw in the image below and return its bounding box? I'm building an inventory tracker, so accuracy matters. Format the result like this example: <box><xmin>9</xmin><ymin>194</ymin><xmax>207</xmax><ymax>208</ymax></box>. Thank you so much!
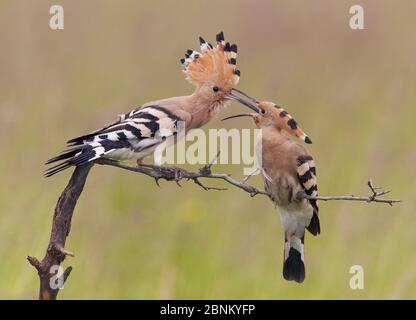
<box><xmin>154</xmin><ymin>177</ymin><xmax>161</xmax><ymax>187</ymax></box>
<box><xmin>174</xmin><ymin>167</ymin><xmax>185</xmax><ymax>183</ymax></box>
<box><xmin>173</xmin><ymin>168</ymin><xmax>182</xmax><ymax>180</ymax></box>
<box><xmin>167</xmin><ymin>167</ymin><xmax>186</xmax><ymax>187</ymax></box>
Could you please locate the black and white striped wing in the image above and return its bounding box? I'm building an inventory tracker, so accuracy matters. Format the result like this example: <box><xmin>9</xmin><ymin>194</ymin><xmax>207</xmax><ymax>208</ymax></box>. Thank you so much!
<box><xmin>296</xmin><ymin>155</ymin><xmax>320</xmax><ymax>236</ymax></box>
<box><xmin>45</xmin><ymin>105</ymin><xmax>182</xmax><ymax>177</ymax></box>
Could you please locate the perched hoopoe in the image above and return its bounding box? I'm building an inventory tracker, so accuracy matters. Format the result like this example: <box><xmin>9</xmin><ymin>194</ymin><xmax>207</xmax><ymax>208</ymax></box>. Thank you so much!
<box><xmin>45</xmin><ymin>32</ymin><xmax>257</xmax><ymax>177</ymax></box>
<box><xmin>223</xmin><ymin>101</ymin><xmax>319</xmax><ymax>283</ymax></box>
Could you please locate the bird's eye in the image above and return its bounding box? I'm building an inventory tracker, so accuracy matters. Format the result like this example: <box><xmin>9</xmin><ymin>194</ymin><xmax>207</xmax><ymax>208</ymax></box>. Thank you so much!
<box><xmin>212</xmin><ymin>86</ymin><xmax>219</xmax><ymax>92</ymax></box>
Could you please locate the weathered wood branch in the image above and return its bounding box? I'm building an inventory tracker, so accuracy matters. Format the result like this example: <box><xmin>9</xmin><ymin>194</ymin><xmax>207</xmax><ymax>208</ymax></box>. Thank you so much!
<box><xmin>28</xmin><ymin>154</ymin><xmax>400</xmax><ymax>299</ymax></box>
<box><xmin>27</xmin><ymin>162</ymin><xmax>93</xmax><ymax>300</ymax></box>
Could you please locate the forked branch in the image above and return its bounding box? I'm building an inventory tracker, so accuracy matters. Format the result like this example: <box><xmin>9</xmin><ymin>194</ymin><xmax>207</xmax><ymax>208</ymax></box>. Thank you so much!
<box><xmin>27</xmin><ymin>163</ymin><xmax>93</xmax><ymax>300</ymax></box>
<box><xmin>29</xmin><ymin>153</ymin><xmax>400</xmax><ymax>300</ymax></box>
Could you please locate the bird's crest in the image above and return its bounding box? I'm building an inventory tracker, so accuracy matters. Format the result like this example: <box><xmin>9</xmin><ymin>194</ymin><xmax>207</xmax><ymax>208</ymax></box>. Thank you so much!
<box><xmin>256</xmin><ymin>102</ymin><xmax>313</xmax><ymax>144</ymax></box>
<box><xmin>272</xmin><ymin>104</ymin><xmax>312</xmax><ymax>144</ymax></box>
<box><xmin>180</xmin><ymin>31</ymin><xmax>240</xmax><ymax>90</ymax></box>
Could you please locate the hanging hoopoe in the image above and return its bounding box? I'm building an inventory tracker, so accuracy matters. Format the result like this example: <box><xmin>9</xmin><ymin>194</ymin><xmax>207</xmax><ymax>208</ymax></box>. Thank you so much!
<box><xmin>223</xmin><ymin>100</ymin><xmax>319</xmax><ymax>283</ymax></box>
<box><xmin>45</xmin><ymin>32</ymin><xmax>257</xmax><ymax>177</ymax></box>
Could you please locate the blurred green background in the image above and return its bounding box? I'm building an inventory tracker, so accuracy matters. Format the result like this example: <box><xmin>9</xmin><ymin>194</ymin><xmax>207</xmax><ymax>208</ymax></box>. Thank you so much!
<box><xmin>0</xmin><ymin>0</ymin><xmax>415</xmax><ymax>299</ymax></box>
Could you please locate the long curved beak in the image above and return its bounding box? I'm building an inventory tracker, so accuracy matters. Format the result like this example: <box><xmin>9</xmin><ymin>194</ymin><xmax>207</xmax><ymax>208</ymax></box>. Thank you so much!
<box><xmin>231</xmin><ymin>88</ymin><xmax>260</xmax><ymax>104</ymax></box>
<box><xmin>226</xmin><ymin>91</ymin><xmax>259</xmax><ymax>113</ymax></box>
<box><xmin>221</xmin><ymin>113</ymin><xmax>254</xmax><ymax>121</ymax></box>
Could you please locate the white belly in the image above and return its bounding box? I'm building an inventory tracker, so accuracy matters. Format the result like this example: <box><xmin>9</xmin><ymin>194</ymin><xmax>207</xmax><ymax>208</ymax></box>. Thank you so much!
<box><xmin>279</xmin><ymin>204</ymin><xmax>313</xmax><ymax>238</ymax></box>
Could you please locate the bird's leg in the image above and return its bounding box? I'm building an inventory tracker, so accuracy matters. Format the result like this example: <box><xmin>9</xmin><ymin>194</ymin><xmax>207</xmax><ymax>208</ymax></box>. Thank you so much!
<box><xmin>136</xmin><ymin>159</ymin><xmax>164</xmax><ymax>170</ymax></box>
<box><xmin>295</xmin><ymin>191</ymin><xmax>309</xmax><ymax>201</ymax></box>
<box><xmin>136</xmin><ymin>159</ymin><xmax>160</xmax><ymax>169</ymax></box>
<box><xmin>136</xmin><ymin>159</ymin><xmax>185</xmax><ymax>187</ymax></box>
<box><xmin>136</xmin><ymin>158</ymin><xmax>145</xmax><ymax>166</ymax></box>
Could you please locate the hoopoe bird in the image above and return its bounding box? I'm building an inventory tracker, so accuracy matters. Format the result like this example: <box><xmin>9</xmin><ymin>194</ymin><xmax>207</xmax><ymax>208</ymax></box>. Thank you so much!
<box><xmin>45</xmin><ymin>32</ymin><xmax>257</xmax><ymax>177</ymax></box>
<box><xmin>223</xmin><ymin>100</ymin><xmax>319</xmax><ymax>283</ymax></box>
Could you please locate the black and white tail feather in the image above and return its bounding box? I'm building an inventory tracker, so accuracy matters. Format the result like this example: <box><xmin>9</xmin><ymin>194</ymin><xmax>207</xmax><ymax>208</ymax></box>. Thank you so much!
<box><xmin>45</xmin><ymin>105</ymin><xmax>181</xmax><ymax>177</ymax></box>
<box><xmin>281</xmin><ymin>155</ymin><xmax>320</xmax><ymax>283</ymax></box>
<box><xmin>297</xmin><ymin>155</ymin><xmax>320</xmax><ymax>236</ymax></box>
<box><xmin>283</xmin><ymin>235</ymin><xmax>305</xmax><ymax>283</ymax></box>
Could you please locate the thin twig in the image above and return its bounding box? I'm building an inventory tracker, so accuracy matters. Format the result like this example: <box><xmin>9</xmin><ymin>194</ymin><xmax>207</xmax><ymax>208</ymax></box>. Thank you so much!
<box><xmin>297</xmin><ymin>179</ymin><xmax>401</xmax><ymax>206</ymax></box>
<box><xmin>96</xmin><ymin>158</ymin><xmax>400</xmax><ymax>204</ymax></box>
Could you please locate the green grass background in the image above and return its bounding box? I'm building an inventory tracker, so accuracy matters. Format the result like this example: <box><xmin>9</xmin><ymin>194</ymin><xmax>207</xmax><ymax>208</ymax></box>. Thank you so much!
<box><xmin>0</xmin><ymin>0</ymin><xmax>415</xmax><ymax>299</ymax></box>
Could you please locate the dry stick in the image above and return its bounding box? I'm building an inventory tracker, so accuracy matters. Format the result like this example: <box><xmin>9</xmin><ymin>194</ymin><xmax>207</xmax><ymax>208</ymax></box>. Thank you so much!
<box><xmin>96</xmin><ymin>158</ymin><xmax>269</xmax><ymax>197</ymax></box>
<box><xmin>299</xmin><ymin>179</ymin><xmax>401</xmax><ymax>206</ymax></box>
<box><xmin>27</xmin><ymin>162</ymin><xmax>93</xmax><ymax>300</ymax></box>
<box><xmin>96</xmin><ymin>158</ymin><xmax>401</xmax><ymax>205</ymax></box>
<box><xmin>28</xmin><ymin>155</ymin><xmax>400</xmax><ymax>300</ymax></box>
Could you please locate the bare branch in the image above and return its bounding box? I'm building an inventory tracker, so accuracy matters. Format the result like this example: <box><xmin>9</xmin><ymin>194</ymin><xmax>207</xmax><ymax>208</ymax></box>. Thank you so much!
<box><xmin>55</xmin><ymin>245</ymin><xmax>75</xmax><ymax>257</ymax></box>
<box><xmin>96</xmin><ymin>159</ymin><xmax>401</xmax><ymax>204</ymax></box>
<box><xmin>96</xmin><ymin>158</ymin><xmax>268</xmax><ymax>197</ymax></box>
<box><xmin>30</xmin><ymin>154</ymin><xmax>400</xmax><ymax>300</ymax></box>
<box><xmin>200</xmin><ymin>150</ymin><xmax>221</xmax><ymax>174</ymax></box>
<box><xmin>297</xmin><ymin>180</ymin><xmax>402</xmax><ymax>206</ymax></box>
<box><xmin>28</xmin><ymin>162</ymin><xmax>93</xmax><ymax>300</ymax></box>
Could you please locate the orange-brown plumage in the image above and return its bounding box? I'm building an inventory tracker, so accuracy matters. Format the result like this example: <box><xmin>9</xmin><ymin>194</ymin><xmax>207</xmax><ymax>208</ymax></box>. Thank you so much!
<box><xmin>46</xmin><ymin>32</ymin><xmax>258</xmax><ymax>176</ymax></box>
<box><xmin>181</xmin><ymin>32</ymin><xmax>240</xmax><ymax>92</ymax></box>
<box><xmin>262</xmin><ymin>102</ymin><xmax>312</xmax><ymax>144</ymax></box>
<box><xmin>223</xmin><ymin>100</ymin><xmax>319</xmax><ymax>283</ymax></box>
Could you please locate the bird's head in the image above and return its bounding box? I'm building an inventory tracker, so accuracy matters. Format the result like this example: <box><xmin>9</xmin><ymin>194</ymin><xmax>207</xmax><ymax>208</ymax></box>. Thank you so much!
<box><xmin>222</xmin><ymin>98</ymin><xmax>313</xmax><ymax>144</ymax></box>
<box><xmin>181</xmin><ymin>32</ymin><xmax>256</xmax><ymax>112</ymax></box>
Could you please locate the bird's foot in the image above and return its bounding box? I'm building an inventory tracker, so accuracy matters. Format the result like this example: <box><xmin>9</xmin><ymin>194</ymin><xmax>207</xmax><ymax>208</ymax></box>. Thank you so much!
<box><xmin>167</xmin><ymin>166</ymin><xmax>187</xmax><ymax>187</ymax></box>
<box><xmin>136</xmin><ymin>162</ymin><xmax>186</xmax><ymax>187</ymax></box>
<box><xmin>296</xmin><ymin>191</ymin><xmax>308</xmax><ymax>201</ymax></box>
